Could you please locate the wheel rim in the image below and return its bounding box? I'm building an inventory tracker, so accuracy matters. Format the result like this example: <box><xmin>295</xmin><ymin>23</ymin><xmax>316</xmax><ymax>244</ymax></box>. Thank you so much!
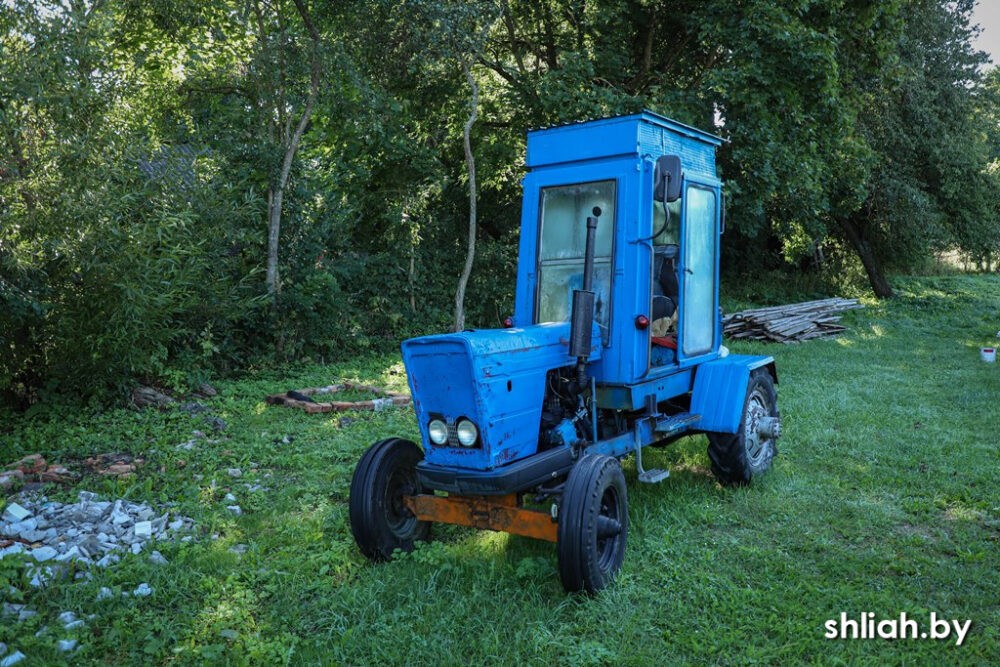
<box><xmin>595</xmin><ymin>486</ymin><xmax>624</xmax><ymax>571</ymax></box>
<box><xmin>744</xmin><ymin>386</ymin><xmax>773</xmax><ymax>466</ymax></box>
<box><xmin>383</xmin><ymin>467</ymin><xmax>418</xmax><ymax>536</ymax></box>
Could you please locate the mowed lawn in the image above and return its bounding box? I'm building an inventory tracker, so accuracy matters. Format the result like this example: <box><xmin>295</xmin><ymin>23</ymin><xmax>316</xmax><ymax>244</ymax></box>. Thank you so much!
<box><xmin>1</xmin><ymin>274</ymin><xmax>998</xmax><ymax>665</ymax></box>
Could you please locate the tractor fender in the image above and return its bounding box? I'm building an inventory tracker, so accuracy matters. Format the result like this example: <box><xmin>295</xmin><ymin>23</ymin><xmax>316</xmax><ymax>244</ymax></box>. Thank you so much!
<box><xmin>690</xmin><ymin>355</ymin><xmax>776</xmax><ymax>434</ymax></box>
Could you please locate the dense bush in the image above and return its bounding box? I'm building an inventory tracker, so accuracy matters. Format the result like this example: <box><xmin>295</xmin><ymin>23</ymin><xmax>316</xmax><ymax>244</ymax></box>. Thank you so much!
<box><xmin>1</xmin><ymin>0</ymin><xmax>996</xmax><ymax>406</ymax></box>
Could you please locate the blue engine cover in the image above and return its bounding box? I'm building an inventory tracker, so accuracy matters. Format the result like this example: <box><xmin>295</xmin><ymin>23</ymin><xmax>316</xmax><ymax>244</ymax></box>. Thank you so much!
<box><xmin>402</xmin><ymin>322</ymin><xmax>600</xmax><ymax>470</ymax></box>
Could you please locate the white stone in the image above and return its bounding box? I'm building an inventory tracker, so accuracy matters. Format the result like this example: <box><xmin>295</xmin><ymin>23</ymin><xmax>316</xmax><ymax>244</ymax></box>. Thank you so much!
<box><xmin>224</xmin><ymin>493</ymin><xmax>237</xmax><ymax>502</ymax></box>
<box><xmin>96</xmin><ymin>554</ymin><xmax>120</xmax><ymax>568</ymax></box>
<box><xmin>149</xmin><ymin>551</ymin><xmax>168</xmax><ymax>565</ymax></box>
<box><xmin>134</xmin><ymin>521</ymin><xmax>153</xmax><ymax>538</ymax></box>
<box><xmin>31</xmin><ymin>546</ymin><xmax>58</xmax><ymax>563</ymax></box>
<box><xmin>54</xmin><ymin>546</ymin><xmax>81</xmax><ymax>562</ymax></box>
<box><xmin>19</xmin><ymin>529</ymin><xmax>47</xmax><ymax>543</ymax></box>
<box><xmin>57</xmin><ymin>611</ymin><xmax>82</xmax><ymax>628</ymax></box>
<box><xmin>132</xmin><ymin>583</ymin><xmax>153</xmax><ymax>597</ymax></box>
<box><xmin>8</xmin><ymin>518</ymin><xmax>37</xmax><ymax>534</ymax></box>
<box><xmin>130</xmin><ymin>543</ymin><xmax>142</xmax><ymax>555</ymax></box>
<box><xmin>225</xmin><ymin>505</ymin><xmax>242</xmax><ymax>516</ymax></box>
<box><xmin>28</xmin><ymin>566</ymin><xmax>54</xmax><ymax>587</ymax></box>
<box><xmin>168</xmin><ymin>519</ymin><xmax>184</xmax><ymax>531</ymax></box>
<box><xmin>0</xmin><ymin>650</ymin><xmax>26</xmax><ymax>666</ymax></box>
<box><xmin>57</xmin><ymin>639</ymin><xmax>78</xmax><ymax>652</ymax></box>
<box><xmin>226</xmin><ymin>468</ymin><xmax>242</xmax><ymax>478</ymax></box>
<box><xmin>96</xmin><ymin>587</ymin><xmax>113</xmax><ymax>601</ymax></box>
<box><xmin>0</xmin><ymin>544</ymin><xmax>26</xmax><ymax>558</ymax></box>
<box><xmin>2</xmin><ymin>503</ymin><xmax>31</xmax><ymax>523</ymax></box>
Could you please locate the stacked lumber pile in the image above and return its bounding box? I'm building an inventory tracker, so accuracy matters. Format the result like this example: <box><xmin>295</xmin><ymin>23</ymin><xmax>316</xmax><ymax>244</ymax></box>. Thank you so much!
<box><xmin>723</xmin><ymin>298</ymin><xmax>863</xmax><ymax>343</ymax></box>
<box><xmin>265</xmin><ymin>383</ymin><xmax>411</xmax><ymax>414</ymax></box>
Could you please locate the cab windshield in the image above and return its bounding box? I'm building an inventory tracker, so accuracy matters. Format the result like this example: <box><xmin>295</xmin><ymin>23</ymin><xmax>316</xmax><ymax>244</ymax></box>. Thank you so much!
<box><xmin>536</xmin><ymin>180</ymin><xmax>615</xmax><ymax>344</ymax></box>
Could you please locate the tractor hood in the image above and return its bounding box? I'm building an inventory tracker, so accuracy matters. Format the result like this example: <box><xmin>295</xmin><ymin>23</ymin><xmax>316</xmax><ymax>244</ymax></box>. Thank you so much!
<box><xmin>402</xmin><ymin>321</ymin><xmax>600</xmax><ymax>471</ymax></box>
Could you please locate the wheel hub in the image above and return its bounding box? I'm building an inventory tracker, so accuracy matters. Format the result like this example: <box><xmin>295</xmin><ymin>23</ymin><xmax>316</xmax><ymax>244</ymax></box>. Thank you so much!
<box><xmin>744</xmin><ymin>388</ymin><xmax>778</xmax><ymax>465</ymax></box>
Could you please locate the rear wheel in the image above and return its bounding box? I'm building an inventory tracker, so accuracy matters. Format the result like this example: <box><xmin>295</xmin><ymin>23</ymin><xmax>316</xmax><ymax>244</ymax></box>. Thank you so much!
<box><xmin>707</xmin><ymin>368</ymin><xmax>779</xmax><ymax>486</ymax></box>
<box><xmin>349</xmin><ymin>438</ymin><xmax>430</xmax><ymax>561</ymax></box>
<box><xmin>557</xmin><ymin>454</ymin><xmax>628</xmax><ymax>594</ymax></box>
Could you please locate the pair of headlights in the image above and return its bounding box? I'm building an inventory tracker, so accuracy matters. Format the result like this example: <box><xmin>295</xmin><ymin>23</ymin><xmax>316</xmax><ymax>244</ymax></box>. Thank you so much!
<box><xmin>427</xmin><ymin>418</ymin><xmax>478</xmax><ymax>447</ymax></box>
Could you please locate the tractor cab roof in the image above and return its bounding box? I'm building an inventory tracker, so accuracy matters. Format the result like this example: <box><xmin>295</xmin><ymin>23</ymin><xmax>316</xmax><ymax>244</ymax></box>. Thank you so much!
<box><xmin>526</xmin><ymin>110</ymin><xmax>723</xmax><ymax>181</ymax></box>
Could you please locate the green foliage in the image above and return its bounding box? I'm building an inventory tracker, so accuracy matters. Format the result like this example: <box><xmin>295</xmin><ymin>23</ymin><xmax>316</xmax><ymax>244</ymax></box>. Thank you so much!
<box><xmin>1</xmin><ymin>0</ymin><xmax>998</xmax><ymax>404</ymax></box>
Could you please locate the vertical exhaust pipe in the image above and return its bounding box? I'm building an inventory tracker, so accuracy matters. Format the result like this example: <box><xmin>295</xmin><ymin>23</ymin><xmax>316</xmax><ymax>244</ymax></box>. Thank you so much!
<box><xmin>569</xmin><ymin>207</ymin><xmax>601</xmax><ymax>389</ymax></box>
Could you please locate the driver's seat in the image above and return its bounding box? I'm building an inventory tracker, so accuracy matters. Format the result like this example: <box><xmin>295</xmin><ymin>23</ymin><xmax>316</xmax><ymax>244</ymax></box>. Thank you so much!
<box><xmin>652</xmin><ymin>244</ymin><xmax>679</xmax><ymax>323</ymax></box>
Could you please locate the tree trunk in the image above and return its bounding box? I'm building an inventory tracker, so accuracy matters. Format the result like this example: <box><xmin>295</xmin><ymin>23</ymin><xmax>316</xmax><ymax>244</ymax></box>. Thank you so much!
<box><xmin>264</xmin><ymin>0</ymin><xmax>321</xmax><ymax>301</ymax></box>
<box><xmin>837</xmin><ymin>214</ymin><xmax>894</xmax><ymax>298</ymax></box>
<box><xmin>454</xmin><ymin>61</ymin><xmax>479</xmax><ymax>332</ymax></box>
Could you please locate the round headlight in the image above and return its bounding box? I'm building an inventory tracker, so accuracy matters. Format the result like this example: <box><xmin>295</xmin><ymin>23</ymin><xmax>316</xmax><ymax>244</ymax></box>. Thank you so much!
<box><xmin>456</xmin><ymin>419</ymin><xmax>478</xmax><ymax>447</ymax></box>
<box><xmin>427</xmin><ymin>419</ymin><xmax>448</xmax><ymax>445</ymax></box>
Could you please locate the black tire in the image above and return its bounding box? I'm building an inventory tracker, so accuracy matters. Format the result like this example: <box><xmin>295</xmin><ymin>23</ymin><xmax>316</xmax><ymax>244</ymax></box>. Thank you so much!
<box><xmin>707</xmin><ymin>368</ymin><xmax>779</xmax><ymax>486</ymax></box>
<box><xmin>557</xmin><ymin>454</ymin><xmax>628</xmax><ymax>594</ymax></box>
<box><xmin>349</xmin><ymin>438</ymin><xmax>430</xmax><ymax>561</ymax></box>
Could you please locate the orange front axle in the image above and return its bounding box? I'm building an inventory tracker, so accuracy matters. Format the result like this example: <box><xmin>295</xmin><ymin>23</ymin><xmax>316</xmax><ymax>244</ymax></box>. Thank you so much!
<box><xmin>403</xmin><ymin>493</ymin><xmax>558</xmax><ymax>542</ymax></box>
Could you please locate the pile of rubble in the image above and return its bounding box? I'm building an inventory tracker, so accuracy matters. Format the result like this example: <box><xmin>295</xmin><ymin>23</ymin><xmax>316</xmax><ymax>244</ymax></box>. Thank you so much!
<box><xmin>0</xmin><ymin>491</ymin><xmax>195</xmax><ymax>661</ymax></box>
<box><xmin>0</xmin><ymin>491</ymin><xmax>194</xmax><ymax>576</ymax></box>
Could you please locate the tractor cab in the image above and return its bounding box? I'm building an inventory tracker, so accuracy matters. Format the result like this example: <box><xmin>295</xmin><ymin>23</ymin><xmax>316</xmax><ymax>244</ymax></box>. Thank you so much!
<box><xmin>349</xmin><ymin>111</ymin><xmax>781</xmax><ymax>594</ymax></box>
<box><xmin>513</xmin><ymin>111</ymin><xmax>725</xmax><ymax>410</ymax></box>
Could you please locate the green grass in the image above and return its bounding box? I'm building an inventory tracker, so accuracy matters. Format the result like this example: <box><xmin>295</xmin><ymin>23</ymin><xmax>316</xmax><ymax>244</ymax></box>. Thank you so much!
<box><xmin>1</xmin><ymin>274</ymin><xmax>998</xmax><ymax>665</ymax></box>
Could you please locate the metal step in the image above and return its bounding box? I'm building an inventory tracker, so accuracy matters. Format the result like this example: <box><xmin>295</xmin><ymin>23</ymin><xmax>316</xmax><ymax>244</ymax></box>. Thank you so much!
<box><xmin>654</xmin><ymin>411</ymin><xmax>701</xmax><ymax>435</ymax></box>
<box><xmin>634</xmin><ymin>439</ymin><xmax>671</xmax><ymax>484</ymax></box>
<box><xmin>638</xmin><ymin>468</ymin><xmax>670</xmax><ymax>484</ymax></box>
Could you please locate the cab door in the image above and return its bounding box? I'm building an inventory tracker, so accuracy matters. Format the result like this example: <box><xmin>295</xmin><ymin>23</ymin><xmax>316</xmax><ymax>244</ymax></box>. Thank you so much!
<box><xmin>677</xmin><ymin>181</ymin><xmax>720</xmax><ymax>364</ymax></box>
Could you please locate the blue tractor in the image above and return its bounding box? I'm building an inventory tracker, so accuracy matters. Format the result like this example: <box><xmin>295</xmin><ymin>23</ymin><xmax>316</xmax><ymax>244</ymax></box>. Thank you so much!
<box><xmin>349</xmin><ymin>111</ymin><xmax>781</xmax><ymax>593</ymax></box>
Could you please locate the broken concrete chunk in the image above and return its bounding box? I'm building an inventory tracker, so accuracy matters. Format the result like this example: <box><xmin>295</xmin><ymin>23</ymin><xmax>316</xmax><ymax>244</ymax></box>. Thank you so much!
<box><xmin>133</xmin><ymin>521</ymin><xmax>153</xmax><ymax>538</ymax></box>
<box><xmin>96</xmin><ymin>553</ymin><xmax>120</xmax><ymax>568</ymax></box>
<box><xmin>57</xmin><ymin>639</ymin><xmax>78</xmax><ymax>652</ymax></box>
<box><xmin>0</xmin><ymin>544</ymin><xmax>26</xmax><ymax>558</ymax></box>
<box><xmin>31</xmin><ymin>546</ymin><xmax>58</xmax><ymax>563</ymax></box>
<box><xmin>0</xmin><ymin>650</ymin><xmax>26</xmax><ymax>666</ymax></box>
<box><xmin>2</xmin><ymin>503</ymin><xmax>32</xmax><ymax>523</ymax></box>
<box><xmin>8</xmin><ymin>518</ymin><xmax>38</xmax><ymax>534</ymax></box>
<box><xmin>57</xmin><ymin>611</ymin><xmax>83</xmax><ymax>630</ymax></box>
<box><xmin>54</xmin><ymin>546</ymin><xmax>82</xmax><ymax>562</ymax></box>
<box><xmin>132</xmin><ymin>583</ymin><xmax>153</xmax><ymax>597</ymax></box>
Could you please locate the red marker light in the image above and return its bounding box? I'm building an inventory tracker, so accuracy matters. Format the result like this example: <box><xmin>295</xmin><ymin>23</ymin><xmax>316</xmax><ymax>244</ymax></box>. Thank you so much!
<box><xmin>635</xmin><ymin>315</ymin><xmax>650</xmax><ymax>329</ymax></box>
<box><xmin>503</xmin><ymin>316</ymin><xmax>514</xmax><ymax>328</ymax></box>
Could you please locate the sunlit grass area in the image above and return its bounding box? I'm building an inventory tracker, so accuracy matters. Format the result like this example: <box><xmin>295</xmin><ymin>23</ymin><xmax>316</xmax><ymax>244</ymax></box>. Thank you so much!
<box><xmin>1</xmin><ymin>274</ymin><xmax>998</xmax><ymax>665</ymax></box>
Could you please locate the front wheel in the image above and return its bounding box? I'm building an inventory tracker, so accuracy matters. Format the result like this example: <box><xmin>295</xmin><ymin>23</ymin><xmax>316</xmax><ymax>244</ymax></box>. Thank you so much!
<box><xmin>349</xmin><ymin>438</ymin><xmax>430</xmax><ymax>561</ymax></box>
<box><xmin>557</xmin><ymin>454</ymin><xmax>628</xmax><ymax>594</ymax></box>
<box><xmin>707</xmin><ymin>368</ymin><xmax>780</xmax><ymax>486</ymax></box>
